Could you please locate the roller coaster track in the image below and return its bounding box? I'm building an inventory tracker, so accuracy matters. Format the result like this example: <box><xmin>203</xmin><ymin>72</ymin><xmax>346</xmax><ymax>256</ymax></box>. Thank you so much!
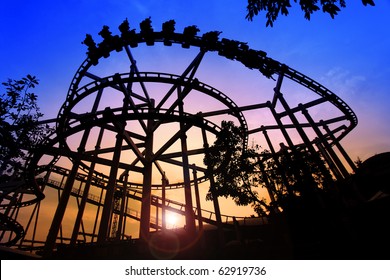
<box><xmin>0</xmin><ymin>212</ymin><xmax>25</xmax><ymax>246</ymax></box>
<box><xmin>25</xmin><ymin>109</ymin><xmax>216</xmax><ymax>191</ymax></box>
<box><xmin>60</xmin><ymin>23</ymin><xmax>357</xmax><ymax>141</ymax></box>
<box><xmin>0</xmin><ymin>177</ymin><xmax>45</xmax><ymax>245</ymax></box>
<box><xmin>0</xmin><ymin>147</ymin><xmax>56</xmax><ymax>246</ymax></box>
<box><xmin>45</xmin><ymin>177</ymin><xmax>254</xmax><ymax>234</ymax></box>
<box><xmin>45</xmin><ymin>177</ymin><xmax>251</xmax><ymax>226</ymax></box>
<box><xmin>40</xmin><ymin>164</ymin><xmax>208</xmax><ymax>193</ymax></box>
<box><xmin>57</xmin><ymin>72</ymin><xmax>247</xmax><ymax>141</ymax></box>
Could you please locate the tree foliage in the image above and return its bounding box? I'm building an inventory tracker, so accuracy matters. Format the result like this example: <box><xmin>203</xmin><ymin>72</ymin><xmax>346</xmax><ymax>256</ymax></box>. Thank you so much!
<box><xmin>204</xmin><ymin>121</ymin><xmax>272</xmax><ymax>216</ymax></box>
<box><xmin>246</xmin><ymin>0</ymin><xmax>375</xmax><ymax>27</ymax></box>
<box><xmin>0</xmin><ymin>75</ymin><xmax>53</xmax><ymax>179</ymax></box>
<box><xmin>204</xmin><ymin>121</ymin><xmax>335</xmax><ymax>216</ymax></box>
<box><xmin>258</xmin><ymin>145</ymin><xmax>334</xmax><ymax>209</ymax></box>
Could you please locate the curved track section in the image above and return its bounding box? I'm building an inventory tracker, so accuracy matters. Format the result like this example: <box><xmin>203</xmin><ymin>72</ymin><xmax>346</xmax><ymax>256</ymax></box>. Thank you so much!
<box><xmin>57</xmin><ymin>72</ymin><xmax>247</xmax><ymax>137</ymax></box>
<box><xmin>28</xmin><ymin>108</ymin><xmax>221</xmax><ymax>190</ymax></box>
<box><xmin>0</xmin><ymin>212</ymin><xmax>25</xmax><ymax>246</ymax></box>
<box><xmin>59</xmin><ymin>23</ymin><xmax>357</xmax><ymax>137</ymax></box>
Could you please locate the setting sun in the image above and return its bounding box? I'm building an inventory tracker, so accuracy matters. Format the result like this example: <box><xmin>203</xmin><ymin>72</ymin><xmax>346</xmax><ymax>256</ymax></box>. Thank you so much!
<box><xmin>166</xmin><ymin>212</ymin><xmax>179</xmax><ymax>228</ymax></box>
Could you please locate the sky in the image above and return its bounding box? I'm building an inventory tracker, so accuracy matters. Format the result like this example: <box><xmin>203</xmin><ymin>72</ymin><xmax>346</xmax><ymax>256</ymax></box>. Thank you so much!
<box><xmin>1</xmin><ymin>1</ymin><xmax>390</xmax><ymax>239</ymax></box>
<box><xmin>1</xmin><ymin>0</ymin><xmax>389</xmax><ymax>161</ymax></box>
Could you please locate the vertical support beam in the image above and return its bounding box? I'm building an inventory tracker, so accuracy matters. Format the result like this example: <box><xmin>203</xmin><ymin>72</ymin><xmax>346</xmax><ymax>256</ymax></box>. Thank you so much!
<box><xmin>1</xmin><ymin>193</ymin><xmax>20</xmax><ymax>242</ymax></box>
<box><xmin>322</xmin><ymin>122</ymin><xmax>357</xmax><ymax>173</ymax></box>
<box><xmin>91</xmin><ymin>185</ymin><xmax>104</xmax><ymax>243</ymax></box>
<box><xmin>262</xmin><ymin>127</ymin><xmax>293</xmax><ymax>195</ymax></box>
<box><xmin>258</xmin><ymin>159</ymin><xmax>277</xmax><ymax>208</ymax></box>
<box><xmin>31</xmin><ymin>201</ymin><xmax>41</xmax><ymax>249</ymax></box>
<box><xmin>43</xmin><ymin>158</ymin><xmax>81</xmax><ymax>256</ymax></box>
<box><xmin>300</xmin><ymin>106</ymin><xmax>349</xmax><ymax>179</ymax></box>
<box><xmin>268</xmin><ymin>101</ymin><xmax>295</xmax><ymax>149</ymax></box>
<box><xmin>117</xmin><ymin>171</ymin><xmax>129</xmax><ymax>240</ymax></box>
<box><xmin>177</xmin><ymin>86</ymin><xmax>196</xmax><ymax>238</ymax></box>
<box><xmin>155</xmin><ymin>198</ymin><xmax>159</xmax><ymax>230</ymax></box>
<box><xmin>124</xmin><ymin>46</ymin><xmax>152</xmax><ymax>106</ymax></box>
<box><xmin>57</xmin><ymin>187</ymin><xmax>64</xmax><ymax>244</ymax></box>
<box><xmin>18</xmin><ymin>193</ymin><xmax>40</xmax><ymax>249</ymax></box>
<box><xmin>262</xmin><ymin>126</ymin><xmax>277</xmax><ymax>156</ymax></box>
<box><xmin>139</xmin><ymin>101</ymin><xmax>155</xmax><ymax>241</ymax></box>
<box><xmin>277</xmin><ymin>94</ymin><xmax>315</xmax><ymax>154</ymax></box>
<box><xmin>278</xmin><ymin>94</ymin><xmax>335</xmax><ymax>190</ymax></box>
<box><xmin>70</xmin><ymin>126</ymin><xmax>104</xmax><ymax>245</ymax></box>
<box><xmin>161</xmin><ymin>174</ymin><xmax>167</xmax><ymax>230</ymax></box>
<box><xmin>315</xmin><ymin>139</ymin><xmax>343</xmax><ymax>180</ymax></box>
<box><xmin>123</xmin><ymin>194</ymin><xmax>129</xmax><ymax>238</ymax></box>
<box><xmin>69</xmin><ymin>88</ymin><xmax>104</xmax><ymax>245</ymax></box>
<box><xmin>97</xmin><ymin>120</ymin><xmax>125</xmax><ymax>243</ymax></box>
<box><xmin>201</xmin><ymin>127</ymin><xmax>224</xmax><ymax>246</ymax></box>
<box><xmin>180</xmin><ymin>124</ymin><xmax>196</xmax><ymax>237</ymax></box>
<box><xmin>192</xmin><ymin>165</ymin><xmax>203</xmax><ymax>232</ymax></box>
<box><xmin>271</xmin><ymin>73</ymin><xmax>284</xmax><ymax>108</ymax></box>
<box><xmin>19</xmin><ymin>171</ymin><xmax>49</xmax><ymax>248</ymax></box>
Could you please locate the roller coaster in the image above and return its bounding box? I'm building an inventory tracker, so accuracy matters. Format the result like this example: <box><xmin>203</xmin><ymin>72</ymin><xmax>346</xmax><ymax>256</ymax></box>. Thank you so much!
<box><xmin>0</xmin><ymin>18</ymin><xmax>358</xmax><ymax>258</ymax></box>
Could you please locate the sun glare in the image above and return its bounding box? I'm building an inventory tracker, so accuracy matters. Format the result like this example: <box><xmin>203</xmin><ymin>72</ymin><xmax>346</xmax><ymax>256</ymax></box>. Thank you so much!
<box><xmin>166</xmin><ymin>212</ymin><xmax>179</xmax><ymax>228</ymax></box>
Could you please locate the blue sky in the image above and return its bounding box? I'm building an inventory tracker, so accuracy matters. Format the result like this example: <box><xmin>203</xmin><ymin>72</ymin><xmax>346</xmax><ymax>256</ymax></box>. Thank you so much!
<box><xmin>1</xmin><ymin>0</ymin><xmax>389</xmax><ymax>162</ymax></box>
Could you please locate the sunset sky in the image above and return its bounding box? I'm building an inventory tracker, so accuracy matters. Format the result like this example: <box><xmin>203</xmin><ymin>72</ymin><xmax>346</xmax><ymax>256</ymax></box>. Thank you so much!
<box><xmin>1</xmin><ymin>1</ymin><xmax>390</xmax><ymax>238</ymax></box>
<box><xmin>1</xmin><ymin>0</ymin><xmax>389</xmax><ymax>161</ymax></box>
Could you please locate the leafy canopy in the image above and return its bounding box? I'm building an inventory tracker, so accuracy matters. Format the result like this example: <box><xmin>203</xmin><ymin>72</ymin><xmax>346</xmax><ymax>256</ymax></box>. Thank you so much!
<box><xmin>204</xmin><ymin>121</ymin><xmax>272</xmax><ymax>216</ymax></box>
<box><xmin>0</xmin><ymin>75</ymin><xmax>53</xmax><ymax>179</ymax></box>
<box><xmin>246</xmin><ymin>0</ymin><xmax>375</xmax><ymax>27</ymax></box>
<box><xmin>203</xmin><ymin>121</ymin><xmax>335</xmax><ymax>216</ymax></box>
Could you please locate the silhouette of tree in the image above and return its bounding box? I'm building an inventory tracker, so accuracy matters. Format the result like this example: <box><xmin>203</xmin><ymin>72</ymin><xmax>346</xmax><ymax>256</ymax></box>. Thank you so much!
<box><xmin>204</xmin><ymin>121</ymin><xmax>335</xmax><ymax>216</ymax></box>
<box><xmin>246</xmin><ymin>0</ymin><xmax>375</xmax><ymax>27</ymax></box>
<box><xmin>259</xmin><ymin>146</ymin><xmax>334</xmax><ymax>210</ymax></box>
<box><xmin>0</xmin><ymin>75</ymin><xmax>53</xmax><ymax>180</ymax></box>
<box><xmin>204</xmin><ymin>121</ymin><xmax>273</xmax><ymax>216</ymax></box>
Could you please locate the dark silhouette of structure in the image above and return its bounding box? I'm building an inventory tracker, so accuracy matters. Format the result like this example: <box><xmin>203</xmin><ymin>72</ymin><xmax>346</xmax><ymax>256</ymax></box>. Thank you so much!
<box><xmin>1</xmin><ymin>19</ymin><xmax>387</xmax><ymax>260</ymax></box>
